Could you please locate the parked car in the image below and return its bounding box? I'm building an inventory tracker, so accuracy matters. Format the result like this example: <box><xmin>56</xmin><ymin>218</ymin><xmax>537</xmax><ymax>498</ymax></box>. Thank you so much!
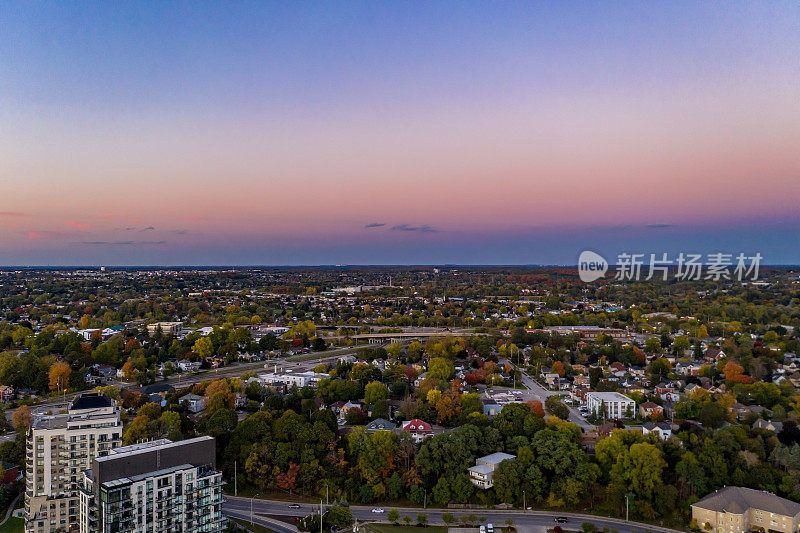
<box><xmin>487</xmin><ymin>524</ymin><xmax>494</xmax><ymax>533</ymax></box>
<box><xmin>288</xmin><ymin>504</ymin><xmax>301</xmax><ymax>509</ymax></box>
<box><xmin>554</xmin><ymin>517</ymin><xmax>569</xmax><ymax>523</ymax></box>
<box><xmin>480</xmin><ymin>526</ymin><xmax>486</xmax><ymax>533</ymax></box>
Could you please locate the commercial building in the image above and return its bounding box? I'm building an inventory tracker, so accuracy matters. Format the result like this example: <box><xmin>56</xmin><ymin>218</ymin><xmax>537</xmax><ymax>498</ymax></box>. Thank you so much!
<box><xmin>147</xmin><ymin>322</ymin><xmax>183</xmax><ymax>336</ymax></box>
<box><xmin>586</xmin><ymin>391</ymin><xmax>636</xmax><ymax>420</ymax></box>
<box><xmin>79</xmin><ymin>436</ymin><xmax>225</xmax><ymax>533</ymax></box>
<box><xmin>691</xmin><ymin>486</ymin><xmax>800</xmax><ymax>533</ymax></box>
<box><xmin>25</xmin><ymin>393</ymin><xmax>123</xmax><ymax>533</ymax></box>
<box><xmin>258</xmin><ymin>371</ymin><xmax>329</xmax><ymax>389</ymax></box>
<box><xmin>468</xmin><ymin>452</ymin><xmax>516</xmax><ymax>489</ymax></box>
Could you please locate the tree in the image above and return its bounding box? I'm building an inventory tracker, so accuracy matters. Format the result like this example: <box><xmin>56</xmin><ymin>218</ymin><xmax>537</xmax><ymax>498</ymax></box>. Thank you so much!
<box><xmin>699</xmin><ymin>401</ymin><xmax>726</xmax><ymax>428</ymax></box>
<box><xmin>193</xmin><ymin>337</ymin><xmax>214</xmax><ymax>358</ymax></box>
<box><xmin>12</xmin><ymin>405</ymin><xmax>31</xmax><ymax>430</ymax></box>
<box><xmin>443</xmin><ymin>513</ymin><xmax>455</xmax><ymax>525</ymax></box>
<box><xmin>49</xmin><ymin>361</ymin><xmax>71</xmax><ymax>392</ymax></box>
<box><xmin>545</xmin><ymin>396</ymin><xmax>569</xmax><ymax>419</ymax></box>
<box><xmin>312</xmin><ymin>337</ymin><xmax>327</xmax><ymax>352</ymax></box>
<box><xmin>364</xmin><ymin>381</ymin><xmax>390</xmax><ymax>405</ymax></box>
<box><xmin>388</xmin><ymin>509</ymin><xmax>400</xmax><ymax>524</ymax></box>
<box><xmin>551</xmin><ymin>361</ymin><xmax>565</xmax><ymax>378</ymax></box>
<box><xmin>428</xmin><ymin>357</ymin><xmax>454</xmax><ymax>381</ymax></box>
<box><xmin>276</xmin><ymin>462</ymin><xmax>300</xmax><ymax>493</ymax></box>
<box><xmin>417</xmin><ymin>513</ymin><xmax>428</xmax><ymax>526</ymax></box>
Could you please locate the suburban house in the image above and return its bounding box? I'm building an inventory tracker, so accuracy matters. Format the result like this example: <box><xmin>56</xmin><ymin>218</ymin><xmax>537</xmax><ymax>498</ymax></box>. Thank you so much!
<box><xmin>586</xmin><ymin>391</ymin><xmax>636</xmax><ymax>419</ymax></box>
<box><xmin>642</xmin><ymin>421</ymin><xmax>672</xmax><ymax>440</ymax></box>
<box><xmin>639</xmin><ymin>401</ymin><xmax>663</xmax><ymax>419</ymax></box>
<box><xmin>692</xmin><ymin>486</ymin><xmax>800</xmax><ymax>533</ymax></box>
<box><xmin>366</xmin><ymin>418</ymin><xmax>396</xmax><ymax>432</ymax></box>
<box><xmin>0</xmin><ymin>385</ymin><xmax>15</xmax><ymax>402</ymax></box>
<box><xmin>139</xmin><ymin>383</ymin><xmax>174</xmax><ymax>407</ymax></box>
<box><xmin>178</xmin><ymin>360</ymin><xmax>202</xmax><ymax>372</ymax></box>
<box><xmin>753</xmin><ymin>419</ymin><xmax>783</xmax><ymax>434</ymax></box>
<box><xmin>401</xmin><ymin>419</ymin><xmax>433</xmax><ymax>443</ymax></box>
<box><xmin>468</xmin><ymin>452</ymin><xmax>516</xmax><ymax>489</ymax></box>
<box><xmin>179</xmin><ymin>393</ymin><xmax>206</xmax><ymax>413</ymax></box>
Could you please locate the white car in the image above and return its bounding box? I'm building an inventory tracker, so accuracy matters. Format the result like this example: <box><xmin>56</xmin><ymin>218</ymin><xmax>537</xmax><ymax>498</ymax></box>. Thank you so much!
<box><xmin>371</xmin><ymin>508</ymin><xmax>384</xmax><ymax>513</ymax></box>
<box><xmin>488</xmin><ymin>524</ymin><xmax>494</xmax><ymax>533</ymax></box>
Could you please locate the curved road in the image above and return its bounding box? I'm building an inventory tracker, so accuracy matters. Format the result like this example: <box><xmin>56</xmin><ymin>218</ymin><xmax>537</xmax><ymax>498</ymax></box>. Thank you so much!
<box><xmin>223</xmin><ymin>496</ymin><xmax>684</xmax><ymax>533</ymax></box>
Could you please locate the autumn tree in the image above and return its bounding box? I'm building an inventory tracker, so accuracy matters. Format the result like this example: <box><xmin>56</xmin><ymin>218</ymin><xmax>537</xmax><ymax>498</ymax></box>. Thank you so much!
<box><xmin>193</xmin><ymin>337</ymin><xmax>214</xmax><ymax>358</ymax></box>
<box><xmin>12</xmin><ymin>405</ymin><xmax>31</xmax><ymax>430</ymax></box>
<box><xmin>49</xmin><ymin>361</ymin><xmax>72</xmax><ymax>392</ymax></box>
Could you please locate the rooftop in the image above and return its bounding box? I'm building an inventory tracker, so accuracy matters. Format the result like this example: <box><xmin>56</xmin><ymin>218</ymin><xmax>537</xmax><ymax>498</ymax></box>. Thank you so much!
<box><xmin>694</xmin><ymin>486</ymin><xmax>800</xmax><ymax>517</ymax></box>
<box><xmin>477</xmin><ymin>452</ymin><xmax>516</xmax><ymax>465</ymax></box>
<box><xmin>70</xmin><ymin>392</ymin><xmax>113</xmax><ymax>411</ymax></box>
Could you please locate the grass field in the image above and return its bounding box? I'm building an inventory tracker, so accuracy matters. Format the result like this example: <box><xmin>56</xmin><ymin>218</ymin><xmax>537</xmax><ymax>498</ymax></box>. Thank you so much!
<box><xmin>0</xmin><ymin>517</ymin><xmax>24</xmax><ymax>533</ymax></box>
<box><xmin>228</xmin><ymin>516</ymin><xmax>278</xmax><ymax>533</ymax></box>
<box><xmin>365</xmin><ymin>525</ymin><xmax>448</xmax><ymax>533</ymax></box>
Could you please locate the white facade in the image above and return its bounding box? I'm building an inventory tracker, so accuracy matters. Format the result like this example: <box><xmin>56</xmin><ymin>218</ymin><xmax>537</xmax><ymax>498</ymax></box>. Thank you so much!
<box><xmin>586</xmin><ymin>391</ymin><xmax>636</xmax><ymax>419</ymax></box>
<box><xmin>25</xmin><ymin>394</ymin><xmax>122</xmax><ymax>533</ymax></box>
<box><xmin>258</xmin><ymin>371</ymin><xmax>329</xmax><ymax>388</ymax></box>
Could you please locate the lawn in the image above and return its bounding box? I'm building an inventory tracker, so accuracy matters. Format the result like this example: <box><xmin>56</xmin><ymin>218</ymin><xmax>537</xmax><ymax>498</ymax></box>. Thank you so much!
<box><xmin>0</xmin><ymin>517</ymin><xmax>24</xmax><ymax>533</ymax></box>
<box><xmin>228</xmin><ymin>516</ymin><xmax>278</xmax><ymax>533</ymax></box>
<box><xmin>365</xmin><ymin>524</ymin><xmax>448</xmax><ymax>533</ymax></box>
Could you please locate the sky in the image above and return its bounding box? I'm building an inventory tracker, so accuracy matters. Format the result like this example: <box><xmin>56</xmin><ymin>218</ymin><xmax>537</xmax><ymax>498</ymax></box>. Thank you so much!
<box><xmin>1</xmin><ymin>2</ymin><xmax>799</xmax><ymax>266</ymax></box>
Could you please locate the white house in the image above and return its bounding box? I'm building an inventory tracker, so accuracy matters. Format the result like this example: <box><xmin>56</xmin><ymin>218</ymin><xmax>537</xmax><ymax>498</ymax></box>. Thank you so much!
<box><xmin>468</xmin><ymin>452</ymin><xmax>516</xmax><ymax>489</ymax></box>
<box><xmin>642</xmin><ymin>421</ymin><xmax>672</xmax><ymax>440</ymax></box>
<box><xmin>179</xmin><ymin>393</ymin><xmax>206</xmax><ymax>413</ymax></box>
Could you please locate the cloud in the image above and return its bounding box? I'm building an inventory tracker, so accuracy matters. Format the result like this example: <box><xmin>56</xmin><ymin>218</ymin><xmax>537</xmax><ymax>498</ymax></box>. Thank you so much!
<box><xmin>75</xmin><ymin>240</ymin><xmax>167</xmax><ymax>246</ymax></box>
<box><xmin>173</xmin><ymin>229</ymin><xmax>189</xmax><ymax>235</ymax></box>
<box><xmin>140</xmin><ymin>226</ymin><xmax>155</xmax><ymax>232</ymax></box>
<box><xmin>28</xmin><ymin>230</ymin><xmax>68</xmax><ymax>240</ymax></box>
<box><xmin>390</xmin><ymin>224</ymin><xmax>437</xmax><ymax>233</ymax></box>
<box><xmin>645</xmin><ymin>224</ymin><xmax>675</xmax><ymax>229</ymax></box>
<box><xmin>64</xmin><ymin>220</ymin><xmax>92</xmax><ymax>230</ymax></box>
<box><xmin>0</xmin><ymin>212</ymin><xmax>26</xmax><ymax>217</ymax></box>
<box><xmin>364</xmin><ymin>222</ymin><xmax>386</xmax><ymax>228</ymax></box>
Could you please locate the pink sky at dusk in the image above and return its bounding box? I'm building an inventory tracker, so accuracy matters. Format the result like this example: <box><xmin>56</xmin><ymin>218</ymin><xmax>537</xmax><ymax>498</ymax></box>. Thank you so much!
<box><xmin>1</xmin><ymin>2</ymin><xmax>798</xmax><ymax>264</ymax></box>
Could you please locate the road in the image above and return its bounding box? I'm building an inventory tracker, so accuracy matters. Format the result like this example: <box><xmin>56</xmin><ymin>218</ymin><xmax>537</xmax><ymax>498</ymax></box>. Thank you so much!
<box><xmin>223</xmin><ymin>496</ymin><xmax>683</xmax><ymax>533</ymax></box>
<box><xmin>499</xmin><ymin>360</ymin><xmax>593</xmax><ymax>431</ymax></box>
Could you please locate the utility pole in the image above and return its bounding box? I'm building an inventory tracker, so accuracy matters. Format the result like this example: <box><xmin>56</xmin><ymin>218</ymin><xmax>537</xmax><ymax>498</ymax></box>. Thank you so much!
<box><xmin>326</xmin><ymin>485</ymin><xmax>329</xmax><ymax>506</ymax></box>
<box><xmin>320</xmin><ymin>500</ymin><xmax>323</xmax><ymax>533</ymax></box>
<box><xmin>424</xmin><ymin>488</ymin><xmax>427</xmax><ymax>509</ymax></box>
<box><xmin>234</xmin><ymin>461</ymin><xmax>237</xmax><ymax>496</ymax></box>
<box><xmin>250</xmin><ymin>496</ymin><xmax>254</xmax><ymax>526</ymax></box>
<box><xmin>523</xmin><ymin>490</ymin><xmax>525</xmax><ymax>511</ymax></box>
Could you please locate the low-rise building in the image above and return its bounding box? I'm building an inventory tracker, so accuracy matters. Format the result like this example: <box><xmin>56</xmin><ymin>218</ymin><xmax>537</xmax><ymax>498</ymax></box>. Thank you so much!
<box><xmin>401</xmin><ymin>419</ymin><xmax>432</xmax><ymax>444</ymax></box>
<box><xmin>180</xmin><ymin>394</ymin><xmax>206</xmax><ymax>413</ymax></box>
<box><xmin>468</xmin><ymin>452</ymin><xmax>516</xmax><ymax>489</ymax></box>
<box><xmin>691</xmin><ymin>486</ymin><xmax>800</xmax><ymax>533</ymax></box>
<box><xmin>147</xmin><ymin>321</ymin><xmax>183</xmax><ymax>336</ymax></box>
<box><xmin>586</xmin><ymin>391</ymin><xmax>636</xmax><ymax>420</ymax></box>
<box><xmin>258</xmin><ymin>371</ymin><xmax>329</xmax><ymax>389</ymax></box>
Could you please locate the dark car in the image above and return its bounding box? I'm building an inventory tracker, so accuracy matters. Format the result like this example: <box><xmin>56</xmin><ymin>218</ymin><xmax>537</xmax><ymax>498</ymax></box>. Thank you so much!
<box><xmin>288</xmin><ymin>504</ymin><xmax>301</xmax><ymax>509</ymax></box>
<box><xmin>554</xmin><ymin>517</ymin><xmax>569</xmax><ymax>523</ymax></box>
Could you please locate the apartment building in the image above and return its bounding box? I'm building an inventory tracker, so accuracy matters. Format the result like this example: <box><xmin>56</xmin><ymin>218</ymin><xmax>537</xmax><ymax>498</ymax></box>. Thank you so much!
<box><xmin>25</xmin><ymin>393</ymin><xmax>123</xmax><ymax>533</ymax></box>
<box><xmin>78</xmin><ymin>436</ymin><xmax>225</xmax><ymax>533</ymax></box>
<box><xmin>692</xmin><ymin>486</ymin><xmax>800</xmax><ymax>533</ymax></box>
<box><xmin>586</xmin><ymin>391</ymin><xmax>636</xmax><ymax>420</ymax></box>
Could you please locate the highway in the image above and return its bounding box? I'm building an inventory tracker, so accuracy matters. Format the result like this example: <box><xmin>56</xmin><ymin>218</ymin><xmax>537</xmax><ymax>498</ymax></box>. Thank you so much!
<box><xmin>223</xmin><ymin>496</ymin><xmax>683</xmax><ymax>533</ymax></box>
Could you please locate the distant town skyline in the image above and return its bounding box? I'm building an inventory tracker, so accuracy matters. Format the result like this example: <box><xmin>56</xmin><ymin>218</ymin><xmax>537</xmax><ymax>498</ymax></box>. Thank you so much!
<box><xmin>2</xmin><ymin>2</ymin><xmax>798</xmax><ymax>265</ymax></box>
